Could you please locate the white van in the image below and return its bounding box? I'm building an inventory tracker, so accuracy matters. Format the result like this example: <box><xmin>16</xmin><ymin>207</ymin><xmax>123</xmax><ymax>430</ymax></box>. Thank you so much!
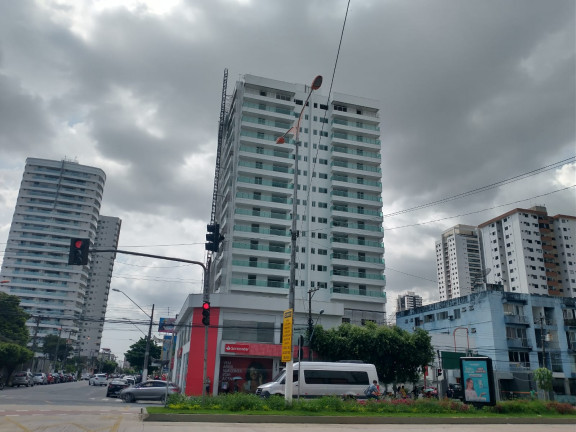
<box><xmin>256</xmin><ymin>361</ymin><xmax>378</xmax><ymax>398</ymax></box>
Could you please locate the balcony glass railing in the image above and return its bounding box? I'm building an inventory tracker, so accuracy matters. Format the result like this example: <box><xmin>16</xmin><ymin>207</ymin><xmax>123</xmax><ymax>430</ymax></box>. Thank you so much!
<box><xmin>331</xmin><ymin>270</ymin><xmax>385</xmax><ymax>280</ymax></box>
<box><xmin>332</xmin><ymin>222</ymin><xmax>383</xmax><ymax>232</ymax></box>
<box><xmin>236</xmin><ymin>192</ymin><xmax>292</xmax><ymax>205</ymax></box>
<box><xmin>332</xmin><ymin>190</ymin><xmax>382</xmax><ymax>202</ymax></box>
<box><xmin>239</xmin><ymin>145</ymin><xmax>291</xmax><ymax>159</ymax></box>
<box><xmin>232</xmin><ymin>260</ymin><xmax>290</xmax><ymax>271</ymax></box>
<box><xmin>331</xmin><ymin>160</ymin><xmax>381</xmax><ymax>173</ymax></box>
<box><xmin>233</xmin><ymin>242</ymin><xmax>289</xmax><ymax>254</ymax></box>
<box><xmin>234</xmin><ymin>225</ymin><xmax>289</xmax><ymax>237</ymax></box>
<box><xmin>330</xmin><ymin>287</ymin><xmax>386</xmax><ymax>299</ymax></box>
<box><xmin>242</xmin><ymin>101</ymin><xmax>293</xmax><ymax>116</ymax></box>
<box><xmin>332</xmin><ymin>206</ymin><xmax>382</xmax><ymax>217</ymax></box>
<box><xmin>331</xmin><ymin>254</ymin><xmax>384</xmax><ymax>264</ymax></box>
<box><xmin>331</xmin><ymin>175</ymin><xmax>381</xmax><ymax>188</ymax></box>
<box><xmin>237</xmin><ymin>176</ymin><xmax>292</xmax><ymax>190</ymax></box>
<box><xmin>332</xmin><ymin>118</ymin><xmax>380</xmax><ymax>131</ymax></box>
<box><xmin>332</xmin><ymin>237</ymin><xmax>383</xmax><ymax>248</ymax></box>
<box><xmin>332</xmin><ymin>132</ymin><xmax>380</xmax><ymax>146</ymax></box>
<box><xmin>332</xmin><ymin>147</ymin><xmax>380</xmax><ymax>159</ymax></box>
<box><xmin>231</xmin><ymin>278</ymin><xmax>289</xmax><ymax>289</ymax></box>
<box><xmin>235</xmin><ymin>208</ymin><xmax>290</xmax><ymax>220</ymax></box>
<box><xmin>241</xmin><ymin>115</ymin><xmax>292</xmax><ymax>130</ymax></box>
<box><xmin>238</xmin><ymin>160</ymin><xmax>293</xmax><ymax>174</ymax></box>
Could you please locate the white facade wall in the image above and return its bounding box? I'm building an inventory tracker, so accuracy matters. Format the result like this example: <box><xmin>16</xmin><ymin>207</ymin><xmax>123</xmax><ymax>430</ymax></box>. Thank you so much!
<box><xmin>479</xmin><ymin>207</ymin><xmax>575</xmax><ymax>297</ymax></box>
<box><xmin>0</xmin><ymin>158</ymin><xmax>106</xmax><ymax>355</ymax></box>
<box><xmin>436</xmin><ymin>225</ymin><xmax>482</xmax><ymax>301</ymax></box>
<box><xmin>80</xmin><ymin>216</ymin><xmax>121</xmax><ymax>357</ymax></box>
<box><xmin>211</xmin><ymin>74</ymin><xmax>386</xmax><ymax>331</ymax></box>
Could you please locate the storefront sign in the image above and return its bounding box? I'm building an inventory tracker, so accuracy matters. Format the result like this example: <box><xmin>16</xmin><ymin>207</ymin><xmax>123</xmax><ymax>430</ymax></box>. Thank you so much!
<box><xmin>282</xmin><ymin>309</ymin><xmax>293</xmax><ymax>362</ymax></box>
<box><xmin>225</xmin><ymin>344</ymin><xmax>250</xmax><ymax>353</ymax></box>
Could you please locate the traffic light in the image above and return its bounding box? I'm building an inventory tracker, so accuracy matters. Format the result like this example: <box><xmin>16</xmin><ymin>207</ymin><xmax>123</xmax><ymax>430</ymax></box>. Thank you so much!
<box><xmin>437</xmin><ymin>368</ymin><xmax>443</xmax><ymax>377</ymax></box>
<box><xmin>202</xmin><ymin>302</ymin><xmax>210</xmax><ymax>326</ymax></box>
<box><xmin>68</xmin><ymin>238</ymin><xmax>90</xmax><ymax>265</ymax></box>
<box><xmin>205</xmin><ymin>223</ymin><xmax>224</xmax><ymax>253</ymax></box>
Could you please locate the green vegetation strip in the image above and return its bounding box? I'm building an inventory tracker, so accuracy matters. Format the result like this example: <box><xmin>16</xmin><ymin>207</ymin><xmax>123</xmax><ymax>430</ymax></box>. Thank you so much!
<box><xmin>145</xmin><ymin>394</ymin><xmax>575</xmax><ymax>420</ymax></box>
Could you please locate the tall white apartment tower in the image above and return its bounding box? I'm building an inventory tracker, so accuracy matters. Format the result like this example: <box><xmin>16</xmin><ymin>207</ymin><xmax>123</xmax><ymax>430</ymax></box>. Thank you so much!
<box><xmin>212</xmin><ymin>74</ymin><xmax>386</xmax><ymax>325</ymax></box>
<box><xmin>79</xmin><ymin>215</ymin><xmax>121</xmax><ymax>357</ymax></box>
<box><xmin>0</xmin><ymin>158</ymin><xmax>113</xmax><ymax>359</ymax></box>
<box><xmin>436</xmin><ymin>224</ymin><xmax>483</xmax><ymax>301</ymax></box>
<box><xmin>478</xmin><ymin>206</ymin><xmax>576</xmax><ymax>297</ymax></box>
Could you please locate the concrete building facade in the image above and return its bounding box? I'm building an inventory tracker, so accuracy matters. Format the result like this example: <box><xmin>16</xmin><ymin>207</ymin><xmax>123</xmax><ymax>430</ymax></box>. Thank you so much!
<box><xmin>436</xmin><ymin>224</ymin><xmax>483</xmax><ymax>301</ymax></box>
<box><xmin>396</xmin><ymin>291</ymin><xmax>423</xmax><ymax>312</ymax></box>
<box><xmin>478</xmin><ymin>206</ymin><xmax>576</xmax><ymax>297</ymax></box>
<box><xmin>174</xmin><ymin>74</ymin><xmax>387</xmax><ymax>395</ymax></box>
<box><xmin>0</xmin><ymin>158</ymin><xmax>116</xmax><ymax>364</ymax></box>
<box><xmin>396</xmin><ymin>290</ymin><xmax>576</xmax><ymax>401</ymax></box>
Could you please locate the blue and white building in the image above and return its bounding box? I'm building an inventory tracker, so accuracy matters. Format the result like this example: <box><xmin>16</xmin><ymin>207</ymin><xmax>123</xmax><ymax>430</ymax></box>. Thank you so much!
<box><xmin>396</xmin><ymin>289</ymin><xmax>576</xmax><ymax>400</ymax></box>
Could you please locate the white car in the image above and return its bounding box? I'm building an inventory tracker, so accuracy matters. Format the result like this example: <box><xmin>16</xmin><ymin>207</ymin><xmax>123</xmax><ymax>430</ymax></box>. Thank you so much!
<box><xmin>33</xmin><ymin>372</ymin><xmax>47</xmax><ymax>385</ymax></box>
<box><xmin>89</xmin><ymin>373</ymin><xmax>108</xmax><ymax>386</ymax></box>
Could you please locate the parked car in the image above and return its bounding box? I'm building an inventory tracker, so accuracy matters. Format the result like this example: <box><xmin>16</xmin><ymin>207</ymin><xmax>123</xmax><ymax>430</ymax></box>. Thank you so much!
<box><xmin>48</xmin><ymin>373</ymin><xmax>59</xmax><ymax>384</ymax></box>
<box><xmin>81</xmin><ymin>373</ymin><xmax>90</xmax><ymax>381</ymax></box>
<box><xmin>123</xmin><ymin>375</ymin><xmax>136</xmax><ymax>385</ymax></box>
<box><xmin>106</xmin><ymin>379</ymin><xmax>129</xmax><ymax>398</ymax></box>
<box><xmin>33</xmin><ymin>373</ymin><xmax>47</xmax><ymax>385</ymax></box>
<box><xmin>12</xmin><ymin>371</ymin><xmax>34</xmax><ymax>387</ymax></box>
<box><xmin>89</xmin><ymin>373</ymin><xmax>108</xmax><ymax>386</ymax></box>
<box><xmin>119</xmin><ymin>380</ymin><xmax>179</xmax><ymax>403</ymax></box>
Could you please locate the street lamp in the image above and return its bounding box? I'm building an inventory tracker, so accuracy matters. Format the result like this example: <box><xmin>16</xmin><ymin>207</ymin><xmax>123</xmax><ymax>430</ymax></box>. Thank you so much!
<box><xmin>276</xmin><ymin>74</ymin><xmax>323</xmax><ymax>402</ymax></box>
<box><xmin>112</xmin><ymin>288</ymin><xmax>155</xmax><ymax>382</ymax></box>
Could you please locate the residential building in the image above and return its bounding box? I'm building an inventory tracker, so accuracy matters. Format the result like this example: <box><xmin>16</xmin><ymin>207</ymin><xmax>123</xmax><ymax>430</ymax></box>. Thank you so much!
<box><xmin>174</xmin><ymin>74</ymin><xmax>386</xmax><ymax>395</ymax></box>
<box><xmin>79</xmin><ymin>216</ymin><xmax>121</xmax><ymax>357</ymax></box>
<box><xmin>478</xmin><ymin>206</ymin><xmax>576</xmax><ymax>297</ymax></box>
<box><xmin>397</xmin><ymin>291</ymin><xmax>423</xmax><ymax>311</ymax></box>
<box><xmin>0</xmin><ymin>158</ymin><xmax>116</xmax><ymax>364</ymax></box>
<box><xmin>436</xmin><ymin>224</ymin><xmax>483</xmax><ymax>301</ymax></box>
<box><xmin>396</xmin><ymin>290</ymin><xmax>576</xmax><ymax>401</ymax></box>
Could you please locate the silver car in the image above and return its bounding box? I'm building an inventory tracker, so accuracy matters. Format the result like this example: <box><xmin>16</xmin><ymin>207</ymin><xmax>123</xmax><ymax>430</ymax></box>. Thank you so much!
<box><xmin>33</xmin><ymin>373</ymin><xmax>47</xmax><ymax>385</ymax></box>
<box><xmin>119</xmin><ymin>380</ymin><xmax>179</xmax><ymax>403</ymax></box>
<box><xmin>12</xmin><ymin>371</ymin><xmax>34</xmax><ymax>387</ymax></box>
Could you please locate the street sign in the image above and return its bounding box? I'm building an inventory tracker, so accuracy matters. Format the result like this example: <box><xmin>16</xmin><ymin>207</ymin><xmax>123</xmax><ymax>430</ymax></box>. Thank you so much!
<box><xmin>282</xmin><ymin>309</ymin><xmax>293</xmax><ymax>362</ymax></box>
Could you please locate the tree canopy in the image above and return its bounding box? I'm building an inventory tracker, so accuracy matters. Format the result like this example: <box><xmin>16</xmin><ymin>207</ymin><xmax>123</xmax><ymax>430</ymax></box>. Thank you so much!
<box><xmin>42</xmin><ymin>334</ymin><xmax>73</xmax><ymax>362</ymax></box>
<box><xmin>0</xmin><ymin>293</ymin><xmax>33</xmax><ymax>373</ymax></box>
<box><xmin>311</xmin><ymin>322</ymin><xmax>435</xmax><ymax>384</ymax></box>
<box><xmin>124</xmin><ymin>338</ymin><xmax>162</xmax><ymax>373</ymax></box>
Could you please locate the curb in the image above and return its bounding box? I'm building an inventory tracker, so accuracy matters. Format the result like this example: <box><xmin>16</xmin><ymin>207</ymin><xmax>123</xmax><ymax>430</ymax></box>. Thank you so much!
<box><xmin>143</xmin><ymin>412</ymin><xmax>576</xmax><ymax>424</ymax></box>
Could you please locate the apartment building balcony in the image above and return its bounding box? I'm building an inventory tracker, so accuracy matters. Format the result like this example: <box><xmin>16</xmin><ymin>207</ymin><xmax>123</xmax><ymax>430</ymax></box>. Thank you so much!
<box><xmin>234</xmin><ymin>224</ymin><xmax>290</xmax><ymax>239</ymax></box>
<box><xmin>332</xmin><ymin>220</ymin><xmax>383</xmax><ymax>235</ymax></box>
<box><xmin>232</xmin><ymin>241</ymin><xmax>290</xmax><ymax>256</ymax></box>
<box><xmin>331</xmin><ymin>117</ymin><xmax>380</xmax><ymax>133</ymax></box>
<box><xmin>241</xmin><ymin>100</ymin><xmax>294</xmax><ymax>120</ymax></box>
<box><xmin>238</xmin><ymin>142</ymin><xmax>292</xmax><ymax>161</ymax></box>
<box><xmin>230</xmin><ymin>277</ymin><xmax>289</xmax><ymax>292</ymax></box>
<box><xmin>331</xmin><ymin>253</ymin><xmax>384</xmax><ymax>270</ymax></box>
<box><xmin>331</xmin><ymin>205</ymin><xmax>383</xmax><ymax>220</ymax></box>
<box><xmin>331</xmin><ymin>175</ymin><xmax>382</xmax><ymax>193</ymax></box>
<box><xmin>235</xmin><ymin>208</ymin><xmax>291</xmax><ymax>226</ymax></box>
<box><xmin>506</xmin><ymin>338</ymin><xmax>532</xmax><ymax>349</ymax></box>
<box><xmin>330</xmin><ymin>286</ymin><xmax>386</xmax><ymax>302</ymax></box>
<box><xmin>564</xmin><ymin>318</ymin><xmax>576</xmax><ymax>329</ymax></box>
<box><xmin>231</xmin><ymin>260</ymin><xmax>290</xmax><ymax>277</ymax></box>
<box><xmin>504</xmin><ymin>314</ymin><xmax>530</xmax><ymax>325</ymax></box>
<box><xmin>235</xmin><ymin>191</ymin><xmax>292</xmax><ymax>209</ymax></box>
<box><xmin>332</xmin><ymin>146</ymin><xmax>381</xmax><ymax>162</ymax></box>
<box><xmin>331</xmin><ymin>132</ymin><xmax>381</xmax><ymax>151</ymax></box>
<box><xmin>331</xmin><ymin>236</ymin><xmax>383</xmax><ymax>251</ymax></box>
<box><xmin>330</xmin><ymin>160</ymin><xmax>381</xmax><ymax>178</ymax></box>
<box><xmin>238</xmin><ymin>160</ymin><xmax>293</xmax><ymax>179</ymax></box>
<box><xmin>331</xmin><ymin>269</ymin><xmax>386</xmax><ymax>282</ymax></box>
<box><xmin>331</xmin><ymin>189</ymin><xmax>382</xmax><ymax>204</ymax></box>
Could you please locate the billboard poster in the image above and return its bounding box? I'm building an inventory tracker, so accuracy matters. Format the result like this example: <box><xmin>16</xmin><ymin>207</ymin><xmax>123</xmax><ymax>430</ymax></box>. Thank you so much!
<box><xmin>158</xmin><ymin>317</ymin><xmax>175</xmax><ymax>333</ymax></box>
<box><xmin>218</xmin><ymin>356</ymin><xmax>273</xmax><ymax>395</ymax></box>
<box><xmin>459</xmin><ymin>357</ymin><xmax>495</xmax><ymax>405</ymax></box>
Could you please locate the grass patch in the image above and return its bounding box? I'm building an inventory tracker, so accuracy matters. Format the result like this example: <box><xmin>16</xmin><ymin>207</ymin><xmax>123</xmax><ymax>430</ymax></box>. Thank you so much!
<box><xmin>144</xmin><ymin>394</ymin><xmax>576</xmax><ymax>418</ymax></box>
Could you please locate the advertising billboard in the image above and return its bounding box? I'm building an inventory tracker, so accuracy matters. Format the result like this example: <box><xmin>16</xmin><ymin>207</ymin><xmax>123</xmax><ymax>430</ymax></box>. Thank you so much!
<box><xmin>459</xmin><ymin>356</ymin><xmax>496</xmax><ymax>406</ymax></box>
<box><xmin>158</xmin><ymin>317</ymin><xmax>175</xmax><ymax>333</ymax></box>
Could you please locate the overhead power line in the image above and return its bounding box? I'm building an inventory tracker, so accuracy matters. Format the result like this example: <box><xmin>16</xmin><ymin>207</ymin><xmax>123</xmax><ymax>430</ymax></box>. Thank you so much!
<box><xmin>384</xmin><ymin>156</ymin><xmax>575</xmax><ymax>218</ymax></box>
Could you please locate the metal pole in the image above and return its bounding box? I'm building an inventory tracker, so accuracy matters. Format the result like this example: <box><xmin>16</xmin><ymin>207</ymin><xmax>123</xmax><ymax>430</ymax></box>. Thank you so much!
<box><xmin>53</xmin><ymin>328</ymin><xmax>63</xmax><ymax>372</ymax></box>
<box><xmin>142</xmin><ymin>304</ymin><xmax>154</xmax><ymax>382</ymax></box>
<box><xmin>202</xmin><ymin>261</ymin><xmax>211</xmax><ymax>397</ymax></box>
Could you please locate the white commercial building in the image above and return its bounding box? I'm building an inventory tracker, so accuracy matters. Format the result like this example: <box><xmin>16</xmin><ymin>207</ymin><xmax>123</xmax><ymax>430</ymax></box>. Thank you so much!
<box><xmin>0</xmin><ymin>158</ymin><xmax>118</xmax><ymax>363</ymax></box>
<box><xmin>436</xmin><ymin>225</ymin><xmax>483</xmax><ymax>301</ymax></box>
<box><xmin>478</xmin><ymin>206</ymin><xmax>576</xmax><ymax>297</ymax></box>
<box><xmin>397</xmin><ymin>291</ymin><xmax>423</xmax><ymax>312</ymax></box>
<box><xmin>173</xmin><ymin>74</ymin><xmax>386</xmax><ymax>395</ymax></box>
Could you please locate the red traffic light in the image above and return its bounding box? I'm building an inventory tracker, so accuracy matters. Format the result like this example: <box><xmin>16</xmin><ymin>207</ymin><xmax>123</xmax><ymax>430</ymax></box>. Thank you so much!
<box><xmin>202</xmin><ymin>302</ymin><xmax>210</xmax><ymax>310</ymax></box>
<box><xmin>74</xmin><ymin>240</ymin><xmax>83</xmax><ymax>249</ymax></box>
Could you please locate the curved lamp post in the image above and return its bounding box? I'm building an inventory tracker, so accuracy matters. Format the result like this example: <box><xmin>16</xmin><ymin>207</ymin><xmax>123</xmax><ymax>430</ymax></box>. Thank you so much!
<box><xmin>276</xmin><ymin>75</ymin><xmax>323</xmax><ymax>402</ymax></box>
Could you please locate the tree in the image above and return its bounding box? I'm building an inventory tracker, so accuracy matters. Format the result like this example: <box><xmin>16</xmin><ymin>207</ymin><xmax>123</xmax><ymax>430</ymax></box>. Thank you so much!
<box><xmin>0</xmin><ymin>292</ymin><xmax>30</xmax><ymax>346</ymax></box>
<box><xmin>534</xmin><ymin>367</ymin><xmax>553</xmax><ymax>400</ymax></box>
<box><xmin>124</xmin><ymin>338</ymin><xmax>162</xmax><ymax>374</ymax></box>
<box><xmin>100</xmin><ymin>360</ymin><xmax>118</xmax><ymax>375</ymax></box>
<box><xmin>0</xmin><ymin>293</ymin><xmax>33</xmax><ymax>377</ymax></box>
<box><xmin>41</xmin><ymin>335</ymin><xmax>73</xmax><ymax>362</ymax></box>
<box><xmin>311</xmin><ymin>322</ymin><xmax>435</xmax><ymax>385</ymax></box>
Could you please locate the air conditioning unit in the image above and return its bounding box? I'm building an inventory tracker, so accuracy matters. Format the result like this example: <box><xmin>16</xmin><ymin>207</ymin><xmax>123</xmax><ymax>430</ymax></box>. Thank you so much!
<box><xmin>471</xmin><ymin>328</ymin><xmax>477</xmax><ymax>333</ymax></box>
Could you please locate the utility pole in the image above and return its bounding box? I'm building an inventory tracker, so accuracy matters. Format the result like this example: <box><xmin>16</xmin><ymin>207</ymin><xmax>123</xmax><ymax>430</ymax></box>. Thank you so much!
<box><xmin>30</xmin><ymin>315</ymin><xmax>41</xmax><ymax>372</ymax></box>
<box><xmin>540</xmin><ymin>315</ymin><xmax>547</xmax><ymax>369</ymax></box>
<box><xmin>53</xmin><ymin>327</ymin><xmax>63</xmax><ymax>372</ymax></box>
<box><xmin>142</xmin><ymin>304</ymin><xmax>155</xmax><ymax>382</ymax></box>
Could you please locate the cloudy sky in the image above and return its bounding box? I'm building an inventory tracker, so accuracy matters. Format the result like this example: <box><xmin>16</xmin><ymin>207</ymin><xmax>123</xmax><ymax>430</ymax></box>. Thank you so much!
<box><xmin>0</xmin><ymin>0</ymin><xmax>574</xmax><ymax>360</ymax></box>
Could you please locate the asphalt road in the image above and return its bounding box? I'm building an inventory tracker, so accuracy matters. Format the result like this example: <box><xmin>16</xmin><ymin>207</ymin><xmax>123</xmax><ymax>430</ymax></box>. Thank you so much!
<box><xmin>0</xmin><ymin>381</ymin><xmax>574</xmax><ymax>432</ymax></box>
